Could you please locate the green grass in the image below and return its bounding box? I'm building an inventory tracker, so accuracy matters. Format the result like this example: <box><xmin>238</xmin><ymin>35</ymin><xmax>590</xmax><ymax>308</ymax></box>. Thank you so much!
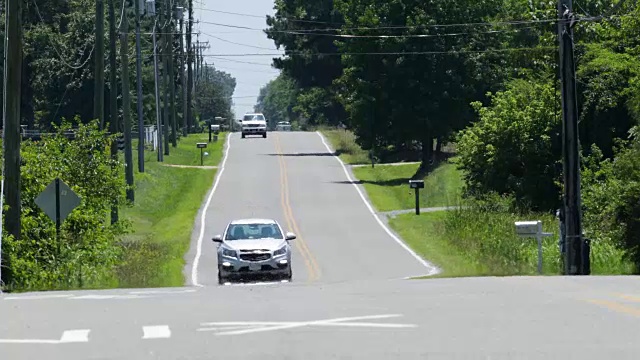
<box><xmin>320</xmin><ymin>129</ymin><xmax>371</xmax><ymax>164</ymax></box>
<box><xmin>160</xmin><ymin>133</ymin><xmax>225</xmax><ymax>166</ymax></box>
<box><xmin>353</xmin><ymin>159</ymin><xmax>464</xmax><ymax>211</ymax></box>
<box><xmin>388</xmin><ymin>204</ymin><xmax>635</xmax><ymax>278</ymax></box>
<box><xmin>115</xmin><ymin>133</ymin><xmax>226</xmax><ymax>288</ymax></box>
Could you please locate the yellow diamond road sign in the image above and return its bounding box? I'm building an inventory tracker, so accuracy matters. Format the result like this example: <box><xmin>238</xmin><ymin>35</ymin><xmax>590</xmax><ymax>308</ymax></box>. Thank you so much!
<box><xmin>34</xmin><ymin>178</ymin><xmax>81</xmax><ymax>223</ymax></box>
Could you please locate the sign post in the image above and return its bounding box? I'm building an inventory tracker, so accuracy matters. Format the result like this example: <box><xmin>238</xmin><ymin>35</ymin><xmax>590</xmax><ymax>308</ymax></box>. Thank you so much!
<box><xmin>34</xmin><ymin>178</ymin><xmax>81</xmax><ymax>252</ymax></box>
<box><xmin>409</xmin><ymin>180</ymin><xmax>425</xmax><ymax>215</ymax></box>
<box><xmin>196</xmin><ymin>143</ymin><xmax>208</xmax><ymax>166</ymax></box>
<box><xmin>514</xmin><ymin>220</ymin><xmax>554</xmax><ymax>274</ymax></box>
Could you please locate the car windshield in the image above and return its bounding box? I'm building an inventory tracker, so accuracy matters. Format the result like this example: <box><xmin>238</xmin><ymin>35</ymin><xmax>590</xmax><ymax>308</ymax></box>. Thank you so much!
<box><xmin>225</xmin><ymin>223</ymin><xmax>283</xmax><ymax>240</ymax></box>
<box><xmin>243</xmin><ymin>114</ymin><xmax>265</xmax><ymax>121</ymax></box>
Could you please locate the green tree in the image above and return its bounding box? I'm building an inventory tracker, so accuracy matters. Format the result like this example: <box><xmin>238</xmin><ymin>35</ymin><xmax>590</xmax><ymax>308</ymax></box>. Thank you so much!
<box><xmin>456</xmin><ymin>77</ymin><xmax>561</xmax><ymax>210</ymax></box>
<box><xmin>265</xmin><ymin>0</ymin><xmax>347</xmax><ymax>127</ymax></box>
<box><xmin>254</xmin><ymin>74</ymin><xmax>299</xmax><ymax>127</ymax></box>
<box><xmin>335</xmin><ymin>0</ymin><xmax>504</xmax><ymax>168</ymax></box>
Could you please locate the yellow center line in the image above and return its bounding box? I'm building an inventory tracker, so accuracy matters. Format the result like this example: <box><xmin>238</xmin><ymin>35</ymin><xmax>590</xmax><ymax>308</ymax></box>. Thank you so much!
<box><xmin>614</xmin><ymin>293</ymin><xmax>640</xmax><ymax>303</ymax></box>
<box><xmin>274</xmin><ymin>134</ymin><xmax>320</xmax><ymax>282</ymax></box>
<box><xmin>586</xmin><ymin>299</ymin><xmax>640</xmax><ymax>318</ymax></box>
<box><xmin>278</xmin><ymin>138</ymin><xmax>322</xmax><ymax>280</ymax></box>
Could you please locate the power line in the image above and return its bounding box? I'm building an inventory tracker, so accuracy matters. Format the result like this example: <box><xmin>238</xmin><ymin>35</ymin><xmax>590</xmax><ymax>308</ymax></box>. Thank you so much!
<box><xmin>193</xmin><ymin>7</ymin><xmax>339</xmax><ymax>25</ymax></box>
<box><xmin>199</xmin><ymin>13</ymin><xmax>625</xmax><ymax>35</ymax></box>
<box><xmin>200</xmin><ymin>32</ymin><xmax>277</xmax><ymax>50</ymax></box>
<box><xmin>210</xmin><ymin>56</ymin><xmax>276</xmax><ymax>67</ymax></box>
<box><xmin>176</xmin><ymin>46</ymin><xmax>557</xmax><ymax>57</ymax></box>
<box><xmin>31</xmin><ymin>0</ymin><xmax>95</xmax><ymax>70</ymax></box>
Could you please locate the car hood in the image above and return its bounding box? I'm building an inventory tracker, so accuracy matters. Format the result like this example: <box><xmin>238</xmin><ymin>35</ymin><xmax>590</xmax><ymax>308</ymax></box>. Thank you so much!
<box><xmin>223</xmin><ymin>238</ymin><xmax>285</xmax><ymax>251</ymax></box>
<box><xmin>242</xmin><ymin>121</ymin><xmax>266</xmax><ymax>126</ymax></box>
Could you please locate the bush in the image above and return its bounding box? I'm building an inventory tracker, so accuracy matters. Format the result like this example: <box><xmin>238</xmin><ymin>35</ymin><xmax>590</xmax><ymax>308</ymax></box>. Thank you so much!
<box><xmin>456</xmin><ymin>77</ymin><xmax>561</xmax><ymax>211</ymax></box>
<box><xmin>3</xmin><ymin>119</ymin><xmax>130</xmax><ymax>291</ymax></box>
<box><xmin>581</xmin><ymin>140</ymin><xmax>640</xmax><ymax>273</ymax></box>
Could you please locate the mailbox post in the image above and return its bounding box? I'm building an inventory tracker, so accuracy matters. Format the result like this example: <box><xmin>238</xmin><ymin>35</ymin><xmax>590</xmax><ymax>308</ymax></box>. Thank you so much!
<box><xmin>514</xmin><ymin>220</ymin><xmax>554</xmax><ymax>274</ymax></box>
<box><xmin>409</xmin><ymin>180</ymin><xmax>425</xmax><ymax>215</ymax></box>
<box><xmin>196</xmin><ymin>142</ymin><xmax>207</xmax><ymax>166</ymax></box>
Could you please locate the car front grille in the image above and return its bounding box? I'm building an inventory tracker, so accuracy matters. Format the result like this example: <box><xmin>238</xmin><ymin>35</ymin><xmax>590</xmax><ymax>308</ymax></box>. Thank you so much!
<box><xmin>239</xmin><ymin>253</ymin><xmax>271</xmax><ymax>262</ymax></box>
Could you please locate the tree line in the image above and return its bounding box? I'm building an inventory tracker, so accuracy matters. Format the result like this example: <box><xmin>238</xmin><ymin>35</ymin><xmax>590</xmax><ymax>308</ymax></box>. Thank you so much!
<box><xmin>258</xmin><ymin>0</ymin><xmax>640</xmax><ymax>271</ymax></box>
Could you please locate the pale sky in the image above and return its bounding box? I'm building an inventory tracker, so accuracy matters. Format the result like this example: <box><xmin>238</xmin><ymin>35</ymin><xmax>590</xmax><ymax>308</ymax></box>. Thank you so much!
<box><xmin>195</xmin><ymin>0</ymin><xmax>284</xmax><ymax>119</ymax></box>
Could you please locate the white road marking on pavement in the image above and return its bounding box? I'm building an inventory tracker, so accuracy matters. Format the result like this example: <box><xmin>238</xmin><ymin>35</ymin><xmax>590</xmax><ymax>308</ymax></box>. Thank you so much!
<box><xmin>3</xmin><ymin>294</ymin><xmax>74</xmax><ymax>300</ymax></box>
<box><xmin>69</xmin><ymin>294</ymin><xmax>149</xmax><ymax>300</ymax></box>
<box><xmin>142</xmin><ymin>325</ymin><xmax>172</xmax><ymax>339</ymax></box>
<box><xmin>198</xmin><ymin>314</ymin><xmax>417</xmax><ymax>336</ymax></box>
<box><xmin>59</xmin><ymin>329</ymin><xmax>90</xmax><ymax>343</ymax></box>
<box><xmin>0</xmin><ymin>339</ymin><xmax>61</xmax><ymax>344</ymax></box>
<box><xmin>191</xmin><ymin>132</ymin><xmax>233</xmax><ymax>288</ymax></box>
<box><xmin>316</xmin><ymin>131</ymin><xmax>440</xmax><ymax>277</ymax></box>
<box><xmin>129</xmin><ymin>289</ymin><xmax>197</xmax><ymax>295</ymax></box>
<box><xmin>1</xmin><ymin>329</ymin><xmax>92</xmax><ymax>344</ymax></box>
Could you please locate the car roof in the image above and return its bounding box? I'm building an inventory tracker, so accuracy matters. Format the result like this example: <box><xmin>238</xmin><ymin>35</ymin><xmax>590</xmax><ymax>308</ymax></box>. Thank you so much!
<box><xmin>229</xmin><ymin>218</ymin><xmax>277</xmax><ymax>225</ymax></box>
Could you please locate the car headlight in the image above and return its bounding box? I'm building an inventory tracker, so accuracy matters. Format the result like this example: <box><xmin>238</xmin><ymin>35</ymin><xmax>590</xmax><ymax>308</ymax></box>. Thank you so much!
<box><xmin>222</xmin><ymin>248</ymin><xmax>237</xmax><ymax>258</ymax></box>
<box><xmin>273</xmin><ymin>245</ymin><xmax>287</xmax><ymax>256</ymax></box>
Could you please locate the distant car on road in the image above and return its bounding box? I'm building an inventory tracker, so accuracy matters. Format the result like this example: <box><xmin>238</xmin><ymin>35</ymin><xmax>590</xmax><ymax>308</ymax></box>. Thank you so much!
<box><xmin>240</xmin><ymin>113</ymin><xmax>267</xmax><ymax>138</ymax></box>
<box><xmin>212</xmin><ymin>218</ymin><xmax>296</xmax><ymax>284</ymax></box>
<box><xmin>276</xmin><ymin>121</ymin><xmax>292</xmax><ymax>131</ymax></box>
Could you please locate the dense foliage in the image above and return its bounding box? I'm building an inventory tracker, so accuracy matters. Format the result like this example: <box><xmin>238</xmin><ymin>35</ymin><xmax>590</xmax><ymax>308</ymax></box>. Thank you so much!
<box><xmin>4</xmin><ymin>121</ymin><xmax>129</xmax><ymax>290</ymax></box>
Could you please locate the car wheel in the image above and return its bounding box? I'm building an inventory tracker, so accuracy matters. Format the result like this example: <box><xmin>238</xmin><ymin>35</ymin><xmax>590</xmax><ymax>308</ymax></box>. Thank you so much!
<box><xmin>263</xmin><ymin>133</ymin><xmax>267</xmax><ymax>138</ymax></box>
<box><xmin>218</xmin><ymin>268</ymin><xmax>226</xmax><ymax>285</ymax></box>
<box><xmin>241</xmin><ymin>133</ymin><xmax>246</xmax><ymax>138</ymax></box>
<box><xmin>285</xmin><ymin>266</ymin><xmax>292</xmax><ymax>281</ymax></box>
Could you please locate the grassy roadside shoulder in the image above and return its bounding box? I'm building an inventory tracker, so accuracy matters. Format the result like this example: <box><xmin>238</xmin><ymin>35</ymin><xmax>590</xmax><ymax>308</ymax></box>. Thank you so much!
<box><xmin>320</xmin><ymin>129</ymin><xmax>370</xmax><ymax>164</ymax></box>
<box><xmin>326</xmin><ymin>131</ymin><xmax>633</xmax><ymax>276</ymax></box>
<box><xmin>352</xmin><ymin>159</ymin><xmax>463</xmax><ymax>211</ymax></box>
<box><xmin>116</xmin><ymin>133</ymin><xmax>226</xmax><ymax>288</ymax></box>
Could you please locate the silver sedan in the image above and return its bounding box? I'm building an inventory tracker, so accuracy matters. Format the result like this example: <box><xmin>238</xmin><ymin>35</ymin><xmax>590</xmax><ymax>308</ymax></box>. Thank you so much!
<box><xmin>212</xmin><ymin>218</ymin><xmax>296</xmax><ymax>284</ymax></box>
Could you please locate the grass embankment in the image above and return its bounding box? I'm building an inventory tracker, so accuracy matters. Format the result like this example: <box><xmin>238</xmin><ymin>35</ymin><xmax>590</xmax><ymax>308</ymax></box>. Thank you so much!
<box><xmin>353</xmin><ymin>160</ymin><xmax>463</xmax><ymax>211</ymax></box>
<box><xmin>328</xmin><ymin>130</ymin><xmax>631</xmax><ymax>276</ymax></box>
<box><xmin>321</xmin><ymin>129</ymin><xmax>370</xmax><ymax>164</ymax></box>
<box><xmin>116</xmin><ymin>133</ymin><xmax>226</xmax><ymax>288</ymax></box>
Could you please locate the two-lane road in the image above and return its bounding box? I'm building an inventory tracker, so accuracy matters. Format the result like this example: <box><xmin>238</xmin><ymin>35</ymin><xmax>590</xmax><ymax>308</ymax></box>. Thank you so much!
<box><xmin>185</xmin><ymin>131</ymin><xmax>434</xmax><ymax>287</ymax></box>
<box><xmin>2</xmin><ymin>131</ymin><xmax>640</xmax><ymax>359</ymax></box>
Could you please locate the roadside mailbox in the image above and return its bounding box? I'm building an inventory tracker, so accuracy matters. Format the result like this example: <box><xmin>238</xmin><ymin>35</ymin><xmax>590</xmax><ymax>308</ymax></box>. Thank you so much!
<box><xmin>408</xmin><ymin>180</ymin><xmax>425</xmax><ymax>215</ymax></box>
<box><xmin>197</xmin><ymin>142</ymin><xmax>207</xmax><ymax>166</ymax></box>
<box><xmin>514</xmin><ymin>220</ymin><xmax>553</xmax><ymax>274</ymax></box>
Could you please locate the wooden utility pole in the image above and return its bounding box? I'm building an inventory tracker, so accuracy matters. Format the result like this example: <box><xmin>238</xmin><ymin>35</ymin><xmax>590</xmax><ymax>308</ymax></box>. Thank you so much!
<box><xmin>107</xmin><ymin>0</ymin><xmax>119</xmax><ymax>223</ymax></box>
<box><xmin>558</xmin><ymin>0</ymin><xmax>587</xmax><ymax>275</ymax></box>
<box><xmin>120</xmin><ymin>3</ymin><xmax>134</xmax><ymax>202</ymax></box>
<box><xmin>134</xmin><ymin>0</ymin><xmax>145</xmax><ymax>172</ymax></box>
<box><xmin>94</xmin><ymin>0</ymin><xmax>105</xmax><ymax>128</ymax></box>
<box><xmin>186</xmin><ymin>0</ymin><xmax>194</xmax><ymax>133</ymax></box>
<box><xmin>168</xmin><ymin>0</ymin><xmax>177</xmax><ymax>147</ymax></box>
<box><xmin>161</xmin><ymin>2</ymin><xmax>170</xmax><ymax>156</ymax></box>
<box><xmin>179</xmin><ymin>15</ymin><xmax>188</xmax><ymax>137</ymax></box>
<box><xmin>2</xmin><ymin>0</ymin><xmax>23</xmax><ymax>286</ymax></box>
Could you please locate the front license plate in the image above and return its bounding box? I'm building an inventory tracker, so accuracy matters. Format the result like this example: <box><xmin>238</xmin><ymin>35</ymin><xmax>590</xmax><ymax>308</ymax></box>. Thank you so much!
<box><xmin>249</xmin><ymin>263</ymin><xmax>261</xmax><ymax>271</ymax></box>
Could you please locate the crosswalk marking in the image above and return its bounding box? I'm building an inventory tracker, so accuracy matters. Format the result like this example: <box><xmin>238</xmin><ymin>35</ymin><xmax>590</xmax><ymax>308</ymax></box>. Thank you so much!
<box><xmin>59</xmin><ymin>329</ymin><xmax>90</xmax><ymax>343</ymax></box>
<box><xmin>142</xmin><ymin>325</ymin><xmax>171</xmax><ymax>339</ymax></box>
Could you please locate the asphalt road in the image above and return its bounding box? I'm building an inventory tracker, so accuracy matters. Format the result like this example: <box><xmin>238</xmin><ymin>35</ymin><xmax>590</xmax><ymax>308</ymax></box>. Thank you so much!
<box><xmin>2</xmin><ymin>131</ymin><xmax>640</xmax><ymax>359</ymax></box>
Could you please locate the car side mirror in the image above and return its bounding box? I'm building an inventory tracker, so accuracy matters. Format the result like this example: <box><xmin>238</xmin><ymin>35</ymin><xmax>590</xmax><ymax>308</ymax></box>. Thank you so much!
<box><xmin>212</xmin><ymin>235</ymin><xmax>223</xmax><ymax>243</ymax></box>
<box><xmin>285</xmin><ymin>232</ymin><xmax>296</xmax><ymax>240</ymax></box>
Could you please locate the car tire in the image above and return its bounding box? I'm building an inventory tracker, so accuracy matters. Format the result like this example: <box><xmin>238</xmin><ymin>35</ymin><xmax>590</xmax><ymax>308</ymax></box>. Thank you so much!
<box><xmin>263</xmin><ymin>132</ymin><xmax>267</xmax><ymax>139</ymax></box>
<box><xmin>218</xmin><ymin>268</ymin><xmax>226</xmax><ymax>285</ymax></box>
<box><xmin>241</xmin><ymin>133</ymin><xmax>246</xmax><ymax>139</ymax></box>
<box><xmin>285</xmin><ymin>266</ymin><xmax>292</xmax><ymax>281</ymax></box>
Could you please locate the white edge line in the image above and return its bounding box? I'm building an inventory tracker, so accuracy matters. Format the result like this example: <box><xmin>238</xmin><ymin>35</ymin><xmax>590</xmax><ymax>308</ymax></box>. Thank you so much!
<box><xmin>4</xmin><ymin>294</ymin><xmax>74</xmax><ymax>300</ymax></box>
<box><xmin>316</xmin><ymin>131</ymin><xmax>440</xmax><ymax>277</ymax></box>
<box><xmin>191</xmin><ymin>132</ymin><xmax>233</xmax><ymax>288</ymax></box>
